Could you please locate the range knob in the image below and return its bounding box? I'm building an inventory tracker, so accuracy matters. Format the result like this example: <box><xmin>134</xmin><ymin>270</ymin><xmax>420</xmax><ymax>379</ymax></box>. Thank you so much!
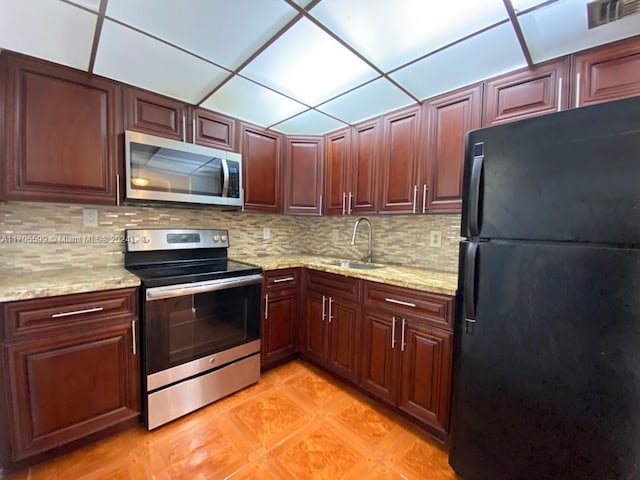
<box><xmin>142</xmin><ymin>236</ymin><xmax>151</xmax><ymax>244</ymax></box>
<box><xmin>213</xmin><ymin>234</ymin><xmax>221</xmax><ymax>242</ymax></box>
<box><xmin>221</xmin><ymin>234</ymin><xmax>227</xmax><ymax>242</ymax></box>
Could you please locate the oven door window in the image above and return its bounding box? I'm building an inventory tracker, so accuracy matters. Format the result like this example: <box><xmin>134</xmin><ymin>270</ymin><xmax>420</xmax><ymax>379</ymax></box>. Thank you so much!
<box><xmin>144</xmin><ymin>282</ymin><xmax>260</xmax><ymax>375</ymax></box>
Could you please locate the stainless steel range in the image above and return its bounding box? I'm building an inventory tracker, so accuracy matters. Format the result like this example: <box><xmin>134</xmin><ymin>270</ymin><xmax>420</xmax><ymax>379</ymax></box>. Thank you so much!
<box><xmin>124</xmin><ymin>228</ymin><xmax>262</xmax><ymax>429</ymax></box>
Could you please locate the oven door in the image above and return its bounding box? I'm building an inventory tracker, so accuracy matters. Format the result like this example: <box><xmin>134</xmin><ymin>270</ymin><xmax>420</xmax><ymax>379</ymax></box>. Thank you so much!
<box><xmin>143</xmin><ymin>274</ymin><xmax>262</xmax><ymax>391</ymax></box>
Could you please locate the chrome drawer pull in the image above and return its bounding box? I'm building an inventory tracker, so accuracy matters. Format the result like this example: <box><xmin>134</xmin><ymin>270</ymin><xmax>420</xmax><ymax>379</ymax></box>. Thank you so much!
<box><xmin>273</xmin><ymin>277</ymin><xmax>295</xmax><ymax>283</ymax></box>
<box><xmin>52</xmin><ymin>306</ymin><xmax>104</xmax><ymax>318</ymax></box>
<box><xmin>384</xmin><ymin>298</ymin><xmax>416</xmax><ymax>308</ymax></box>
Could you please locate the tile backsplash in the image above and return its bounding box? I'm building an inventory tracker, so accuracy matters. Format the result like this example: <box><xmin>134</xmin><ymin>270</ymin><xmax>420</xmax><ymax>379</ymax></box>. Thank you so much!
<box><xmin>0</xmin><ymin>202</ymin><xmax>461</xmax><ymax>273</ymax></box>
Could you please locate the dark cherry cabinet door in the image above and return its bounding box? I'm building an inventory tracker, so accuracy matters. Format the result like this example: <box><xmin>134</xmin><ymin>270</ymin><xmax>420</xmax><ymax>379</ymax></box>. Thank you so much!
<box><xmin>398</xmin><ymin>320</ymin><xmax>453</xmax><ymax>434</ymax></box>
<box><xmin>483</xmin><ymin>57</ymin><xmax>570</xmax><ymax>126</ymax></box>
<box><xmin>326</xmin><ymin>299</ymin><xmax>360</xmax><ymax>383</ymax></box>
<box><xmin>193</xmin><ymin>108</ymin><xmax>236</xmax><ymax>150</ymax></box>
<box><xmin>360</xmin><ymin>310</ymin><xmax>397</xmax><ymax>406</ymax></box>
<box><xmin>284</xmin><ymin>136</ymin><xmax>324</xmax><ymax>215</ymax></box>
<box><xmin>1</xmin><ymin>53</ymin><xmax>120</xmax><ymax>205</ymax></box>
<box><xmin>303</xmin><ymin>291</ymin><xmax>327</xmax><ymax>366</ymax></box>
<box><xmin>424</xmin><ymin>84</ymin><xmax>482</xmax><ymax>213</ymax></box>
<box><xmin>350</xmin><ymin>119</ymin><xmax>381</xmax><ymax>214</ymax></box>
<box><xmin>4</xmin><ymin>322</ymin><xmax>139</xmax><ymax>460</ymax></box>
<box><xmin>380</xmin><ymin>106</ymin><xmax>421</xmax><ymax>213</ymax></box>
<box><xmin>573</xmin><ymin>36</ymin><xmax>640</xmax><ymax>107</ymax></box>
<box><xmin>124</xmin><ymin>87</ymin><xmax>187</xmax><ymax>141</ymax></box>
<box><xmin>240</xmin><ymin>124</ymin><xmax>283</xmax><ymax>213</ymax></box>
<box><xmin>262</xmin><ymin>290</ymin><xmax>298</xmax><ymax>368</ymax></box>
<box><xmin>324</xmin><ymin>129</ymin><xmax>351</xmax><ymax>215</ymax></box>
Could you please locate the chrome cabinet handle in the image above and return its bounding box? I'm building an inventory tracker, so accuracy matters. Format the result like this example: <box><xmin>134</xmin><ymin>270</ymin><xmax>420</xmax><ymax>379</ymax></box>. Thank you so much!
<box><xmin>131</xmin><ymin>320</ymin><xmax>137</xmax><ymax>355</ymax></box>
<box><xmin>348</xmin><ymin>192</ymin><xmax>353</xmax><ymax>214</ymax></box>
<box><xmin>401</xmin><ymin>318</ymin><xmax>406</xmax><ymax>352</ymax></box>
<box><xmin>384</xmin><ymin>297</ymin><xmax>416</xmax><ymax>308</ymax></box>
<box><xmin>116</xmin><ymin>174</ymin><xmax>120</xmax><ymax>206</ymax></box>
<box><xmin>412</xmin><ymin>185</ymin><xmax>418</xmax><ymax>213</ymax></box>
<box><xmin>328</xmin><ymin>297</ymin><xmax>333</xmax><ymax>323</ymax></box>
<box><xmin>182</xmin><ymin>112</ymin><xmax>186</xmax><ymax>142</ymax></box>
<box><xmin>319</xmin><ymin>194</ymin><xmax>323</xmax><ymax>216</ymax></box>
<box><xmin>342</xmin><ymin>192</ymin><xmax>346</xmax><ymax>215</ymax></box>
<box><xmin>422</xmin><ymin>184</ymin><xmax>427</xmax><ymax>213</ymax></box>
<box><xmin>52</xmin><ymin>306</ymin><xmax>104</xmax><ymax>318</ymax></box>
<box><xmin>322</xmin><ymin>295</ymin><xmax>326</xmax><ymax>321</ymax></box>
<box><xmin>391</xmin><ymin>316</ymin><xmax>396</xmax><ymax>349</ymax></box>
<box><xmin>264</xmin><ymin>294</ymin><xmax>269</xmax><ymax>320</ymax></box>
<box><xmin>575</xmin><ymin>73</ymin><xmax>581</xmax><ymax>107</ymax></box>
<box><xmin>273</xmin><ymin>277</ymin><xmax>295</xmax><ymax>283</ymax></box>
<box><xmin>557</xmin><ymin>77</ymin><xmax>563</xmax><ymax>111</ymax></box>
<box><xmin>192</xmin><ymin>115</ymin><xmax>196</xmax><ymax>143</ymax></box>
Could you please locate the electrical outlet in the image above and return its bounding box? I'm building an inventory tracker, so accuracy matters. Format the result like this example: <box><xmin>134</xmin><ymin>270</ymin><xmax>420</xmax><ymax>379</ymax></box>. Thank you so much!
<box><xmin>83</xmin><ymin>208</ymin><xmax>98</xmax><ymax>228</ymax></box>
<box><xmin>263</xmin><ymin>227</ymin><xmax>271</xmax><ymax>240</ymax></box>
<box><xmin>429</xmin><ymin>230</ymin><xmax>442</xmax><ymax>248</ymax></box>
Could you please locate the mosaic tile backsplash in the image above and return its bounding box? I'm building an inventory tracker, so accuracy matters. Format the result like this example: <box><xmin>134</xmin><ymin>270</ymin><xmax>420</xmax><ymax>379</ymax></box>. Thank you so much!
<box><xmin>0</xmin><ymin>202</ymin><xmax>461</xmax><ymax>273</ymax></box>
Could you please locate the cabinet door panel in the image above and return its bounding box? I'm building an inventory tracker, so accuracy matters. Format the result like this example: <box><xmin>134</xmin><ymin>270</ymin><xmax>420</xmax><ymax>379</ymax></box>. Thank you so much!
<box><xmin>398</xmin><ymin>321</ymin><xmax>452</xmax><ymax>432</ymax></box>
<box><xmin>327</xmin><ymin>300</ymin><xmax>359</xmax><ymax>383</ymax></box>
<box><xmin>302</xmin><ymin>292</ymin><xmax>326</xmax><ymax>365</ymax></box>
<box><xmin>380</xmin><ymin>107</ymin><xmax>421</xmax><ymax>213</ymax></box>
<box><xmin>5</xmin><ymin>324</ymin><xmax>139</xmax><ymax>460</ymax></box>
<box><xmin>124</xmin><ymin>87</ymin><xmax>186</xmax><ymax>140</ymax></box>
<box><xmin>360</xmin><ymin>310</ymin><xmax>396</xmax><ymax>406</ymax></box>
<box><xmin>194</xmin><ymin>108</ymin><xmax>236</xmax><ymax>150</ymax></box>
<box><xmin>351</xmin><ymin>119</ymin><xmax>380</xmax><ymax>214</ymax></box>
<box><xmin>284</xmin><ymin>136</ymin><xmax>324</xmax><ymax>215</ymax></box>
<box><xmin>241</xmin><ymin>124</ymin><xmax>282</xmax><ymax>213</ymax></box>
<box><xmin>425</xmin><ymin>84</ymin><xmax>482</xmax><ymax>213</ymax></box>
<box><xmin>262</xmin><ymin>291</ymin><xmax>297</xmax><ymax>367</ymax></box>
<box><xmin>324</xmin><ymin>129</ymin><xmax>350</xmax><ymax>215</ymax></box>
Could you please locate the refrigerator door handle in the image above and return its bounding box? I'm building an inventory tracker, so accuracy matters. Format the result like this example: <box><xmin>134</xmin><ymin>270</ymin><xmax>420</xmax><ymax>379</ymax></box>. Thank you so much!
<box><xmin>464</xmin><ymin>242</ymin><xmax>479</xmax><ymax>331</ymax></box>
<box><xmin>468</xmin><ymin>143</ymin><xmax>484</xmax><ymax>237</ymax></box>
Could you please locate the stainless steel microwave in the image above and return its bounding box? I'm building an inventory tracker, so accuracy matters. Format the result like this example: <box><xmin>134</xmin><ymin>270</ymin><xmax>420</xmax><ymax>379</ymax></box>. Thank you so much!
<box><xmin>125</xmin><ymin>130</ymin><xmax>242</xmax><ymax>207</ymax></box>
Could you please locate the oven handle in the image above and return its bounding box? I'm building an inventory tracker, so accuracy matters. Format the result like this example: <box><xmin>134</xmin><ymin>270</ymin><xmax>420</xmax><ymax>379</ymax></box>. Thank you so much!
<box><xmin>145</xmin><ymin>274</ymin><xmax>263</xmax><ymax>301</ymax></box>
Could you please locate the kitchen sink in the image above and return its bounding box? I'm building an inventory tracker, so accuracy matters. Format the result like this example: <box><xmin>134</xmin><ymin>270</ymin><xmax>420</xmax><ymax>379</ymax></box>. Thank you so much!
<box><xmin>326</xmin><ymin>260</ymin><xmax>384</xmax><ymax>270</ymax></box>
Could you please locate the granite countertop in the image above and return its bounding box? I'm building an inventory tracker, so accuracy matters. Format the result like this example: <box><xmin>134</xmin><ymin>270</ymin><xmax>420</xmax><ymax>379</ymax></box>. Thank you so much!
<box><xmin>0</xmin><ymin>267</ymin><xmax>141</xmax><ymax>302</ymax></box>
<box><xmin>238</xmin><ymin>255</ymin><xmax>458</xmax><ymax>296</ymax></box>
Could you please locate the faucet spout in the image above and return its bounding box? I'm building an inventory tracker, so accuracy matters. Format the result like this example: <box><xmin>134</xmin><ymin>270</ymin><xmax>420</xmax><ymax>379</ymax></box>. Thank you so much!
<box><xmin>350</xmin><ymin>217</ymin><xmax>373</xmax><ymax>263</ymax></box>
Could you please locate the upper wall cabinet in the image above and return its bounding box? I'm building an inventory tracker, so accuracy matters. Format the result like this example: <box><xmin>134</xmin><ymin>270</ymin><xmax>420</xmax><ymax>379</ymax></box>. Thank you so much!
<box><xmin>379</xmin><ymin>106</ymin><xmax>422</xmax><ymax>213</ymax></box>
<box><xmin>573</xmin><ymin>36</ymin><xmax>640</xmax><ymax>108</ymax></box>
<box><xmin>124</xmin><ymin>87</ymin><xmax>188</xmax><ymax>141</ymax></box>
<box><xmin>482</xmin><ymin>57</ymin><xmax>570</xmax><ymax>126</ymax></box>
<box><xmin>1</xmin><ymin>52</ymin><xmax>121</xmax><ymax>205</ymax></box>
<box><xmin>240</xmin><ymin>123</ymin><xmax>283</xmax><ymax>214</ymax></box>
<box><xmin>350</xmin><ymin>119</ymin><xmax>381</xmax><ymax>215</ymax></box>
<box><xmin>284</xmin><ymin>136</ymin><xmax>324</xmax><ymax>215</ymax></box>
<box><xmin>192</xmin><ymin>108</ymin><xmax>236</xmax><ymax>151</ymax></box>
<box><xmin>324</xmin><ymin>128</ymin><xmax>351</xmax><ymax>216</ymax></box>
<box><xmin>424</xmin><ymin>84</ymin><xmax>482</xmax><ymax>214</ymax></box>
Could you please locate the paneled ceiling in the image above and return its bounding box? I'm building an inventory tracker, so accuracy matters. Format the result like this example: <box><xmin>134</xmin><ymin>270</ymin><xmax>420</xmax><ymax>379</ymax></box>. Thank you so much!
<box><xmin>1</xmin><ymin>0</ymin><xmax>639</xmax><ymax>135</ymax></box>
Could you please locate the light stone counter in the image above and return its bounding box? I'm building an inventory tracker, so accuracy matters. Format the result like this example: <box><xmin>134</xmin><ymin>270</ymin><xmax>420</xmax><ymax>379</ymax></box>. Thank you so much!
<box><xmin>0</xmin><ymin>267</ymin><xmax>141</xmax><ymax>302</ymax></box>
<box><xmin>237</xmin><ymin>255</ymin><xmax>458</xmax><ymax>296</ymax></box>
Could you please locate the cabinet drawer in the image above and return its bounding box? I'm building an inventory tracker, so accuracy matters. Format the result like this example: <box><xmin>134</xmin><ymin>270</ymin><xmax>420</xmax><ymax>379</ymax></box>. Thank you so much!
<box><xmin>306</xmin><ymin>270</ymin><xmax>360</xmax><ymax>302</ymax></box>
<box><xmin>363</xmin><ymin>281</ymin><xmax>453</xmax><ymax>330</ymax></box>
<box><xmin>2</xmin><ymin>288</ymin><xmax>138</xmax><ymax>341</ymax></box>
<box><xmin>264</xmin><ymin>268</ymin><xmax>299</xmax><ymax>292</ymax></box>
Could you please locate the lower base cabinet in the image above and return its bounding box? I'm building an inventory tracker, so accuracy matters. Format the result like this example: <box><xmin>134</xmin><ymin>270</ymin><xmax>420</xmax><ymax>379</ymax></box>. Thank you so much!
<box><xmin>0</xmin><ymin>288</ymin><xmax>140</xmax><ymax>463</ymax></box>
<box><xmin>262</xmin><ymin>269</ymin><xmax>299</xmax><ymax>368</ymax></box>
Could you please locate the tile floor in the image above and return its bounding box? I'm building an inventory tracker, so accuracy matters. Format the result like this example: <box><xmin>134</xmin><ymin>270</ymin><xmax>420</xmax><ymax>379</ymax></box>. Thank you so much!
<box><xmin>1</xmin><ymin>360</ymin><xmax>461</xmax><ymax>479</ymax></box>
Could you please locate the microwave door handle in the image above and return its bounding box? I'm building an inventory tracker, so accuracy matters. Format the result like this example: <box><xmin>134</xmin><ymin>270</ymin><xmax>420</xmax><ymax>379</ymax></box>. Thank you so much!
<box><xmin>221</xmin><ymin>157</ymin><xmax>230</xmax><ymax>197</ymax></box>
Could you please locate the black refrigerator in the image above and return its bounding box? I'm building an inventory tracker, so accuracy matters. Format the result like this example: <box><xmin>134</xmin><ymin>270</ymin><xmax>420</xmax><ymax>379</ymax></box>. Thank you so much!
<box><xmin>449</xmin><ymin>96</ymin><xmax>640</xmax><ymax>480</ymax></box>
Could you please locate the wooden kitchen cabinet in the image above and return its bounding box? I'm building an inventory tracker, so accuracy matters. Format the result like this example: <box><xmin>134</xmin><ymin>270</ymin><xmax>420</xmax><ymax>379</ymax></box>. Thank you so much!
<box><xmin>573</xmin><ymin>36</ymin><xmax>640</xmax><ymax>107</ymax></box>
<box><xmin>423</xmin><ymin>84</ymin><xmax>482</xmax><ymax>214</ymax></box>
<box><xmin>302</xmin><ymin>271</ymin><xmax>361</xmax><ymax>384</ymax></box>
<box><xmin>283</xmin><ymin>136</ymin><xmax>324</xmax><ymax>215</ymax></box>
<box><xmin>350</xmin><ymin>118</ymin><xmax>381</xmax><ymax>214</ymax></box>
<box><xmin>379</xmin><ymin>106</ymin><xmax>422</xmax><ymax>213</ymax></box>
<box><xmin>0</xmin><ymin>288</ymin><xmax>140</xmax><ymax>462</ymax></box>
<box><xmin>240</xmin><ymin>123</ymin><xmax>283</xmax><ymax>213</ymax></box>
<box><xmin>361</xmin><ymin>281</ymin><xmax>454</xmax><ymax>438</ymax></box>
<box><xmin>324</xmin><ymin>128</ymin><xmax>351</xmax><ymax>215</ymax></box>
<box><xmin>192</xmin><ymin>108</ymin><xmax>236</xmax><ymax>151</ymax></box>
<box><xmin>1</xmin><ymin>52</ymin><xmax>121</xmax><ymax>205</ymax></box>
<box><xmin>482</xmin><ymin>57</ymin><xmax>570</xmax><ymax>126</ymax></box>
<box><xmin>262</xmin><ymin>269</ymin><xmax>299</xmax><ymax>369</ymax></box>
<box><xmin>124</xmin><ymin>86</ymin><xmax>188</xmax><ymax>141</ymax></box>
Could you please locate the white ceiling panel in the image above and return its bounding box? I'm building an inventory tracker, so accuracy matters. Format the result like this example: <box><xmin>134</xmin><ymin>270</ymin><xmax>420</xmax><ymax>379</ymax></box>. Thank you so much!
<box><xmin>105</xmin><ymin>0</ymin><xmax>298</xmax><ymax>70</ymax></box>
<box><xmin>65</xmin><ymin>0</ymin><xmax>100</xmax><ymax>12</ymax></box>
<box><xmin>318</xmin><ymin>78</ymin><xmax>415</xmax><ymax>124</ymax></box>
<box><xmin>311</xmin><ymin>0</ymin><xmax>509</xmax><ymax>71</ymax></box>
<box><xmin>0</xmin><ymin>0</ymin><xmax>96</xmax><ymax>70</ymax></box>
<box><xmin>201</xmin><ymin>76</ymin><xmax>307</xmax><ymax>127</ymax></box>
<box><xmin>519</xmin><ymin>0</ymin><xmax>640</xmax><ymax>63</ymax></box>
<box><xmin>391</xmin><ymin>22</ymin><xmax>527</xmax><ymax>101</ymax></box>
<box><xmin>292</xmin><ymin>0</ymin><xmax>315</xmax><ymax>7</ymax></box>
<box><xmin>94</xmin><ymin>20</ymin><xmax>228</xmax><ymax>104</ymax></box>
<box><xmin>510</xmin><ymin>0</ymin><xmax>555</xmax><ymax>13</ymax></box>
<box><xmin>272</xmin><ymin>109</ymin><xmax>347</xmax><ymax>135</ymax></box>
<box><xmin>241</xmin><ymin>18</ymin><xmax>378</xmax><ymax>106</ymax></box>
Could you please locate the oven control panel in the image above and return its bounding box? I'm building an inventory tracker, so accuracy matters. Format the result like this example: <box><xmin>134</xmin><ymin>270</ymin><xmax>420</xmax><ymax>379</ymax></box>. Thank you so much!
<box><xmin>125</xmin><ymin>228</ymin><xmax>229</xmax><ymax>251</ymax></box>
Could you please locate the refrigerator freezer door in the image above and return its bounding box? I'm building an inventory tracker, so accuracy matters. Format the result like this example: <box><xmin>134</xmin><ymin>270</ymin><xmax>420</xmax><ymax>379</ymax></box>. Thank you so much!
<box><xmin>450</xmin><ymin>240</ymin><xmax>640</xmax><ymax>480</ymax></box>
<box><xmin>461</xmin><ymin>96</ymin><xmax>640</xmax><ymax>243</ymax></box>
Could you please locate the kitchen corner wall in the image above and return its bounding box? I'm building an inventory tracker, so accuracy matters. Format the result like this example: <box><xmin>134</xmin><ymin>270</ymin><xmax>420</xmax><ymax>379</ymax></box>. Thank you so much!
<box><xmin>0</xmin><ymin>202</ymin><xmax>461</xmax><ymax>274</ymax></box>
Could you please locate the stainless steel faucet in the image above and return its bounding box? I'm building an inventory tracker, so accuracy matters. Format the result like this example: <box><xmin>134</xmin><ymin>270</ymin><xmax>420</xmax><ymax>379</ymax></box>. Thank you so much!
<box><xmin>351</xmin><ymin>217</ymin><xmax>373</xmax><ymax>263</ymax></box>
